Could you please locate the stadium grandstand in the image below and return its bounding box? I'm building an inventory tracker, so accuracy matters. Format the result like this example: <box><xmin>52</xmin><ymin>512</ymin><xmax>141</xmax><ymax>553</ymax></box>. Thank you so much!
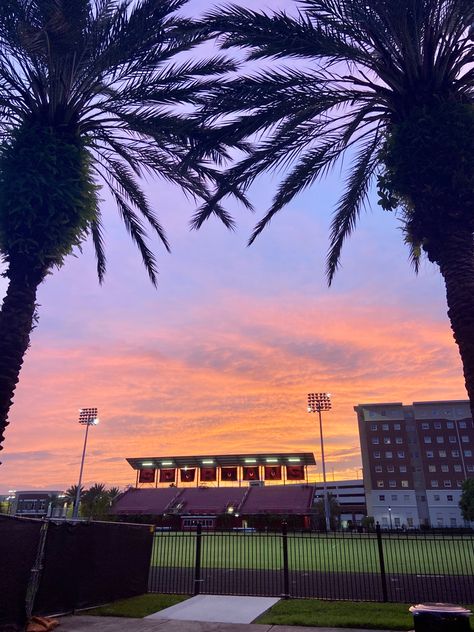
<box><xmin>112</xmin><ymin>452</ymin><xmax>318</xmax><ymax>529</ymax></box>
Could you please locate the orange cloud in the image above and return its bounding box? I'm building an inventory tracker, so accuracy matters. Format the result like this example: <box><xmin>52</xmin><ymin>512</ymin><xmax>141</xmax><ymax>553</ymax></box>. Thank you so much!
<box><xmin>1</xmin><ymin>289</ymin><xmax>465</xmax><ymax>492</ymax></box>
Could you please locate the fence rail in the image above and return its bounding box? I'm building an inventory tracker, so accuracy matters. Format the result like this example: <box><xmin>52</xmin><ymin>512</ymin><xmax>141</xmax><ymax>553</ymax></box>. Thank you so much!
<box><xmin>148</xmin><ymin>524</ymin><xmax>474</xmax><ymax>603</ymax></box>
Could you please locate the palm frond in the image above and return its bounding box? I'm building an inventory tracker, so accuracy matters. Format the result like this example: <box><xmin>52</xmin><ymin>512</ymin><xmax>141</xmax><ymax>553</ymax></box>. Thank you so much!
<box><xmin>326</xmin><ymin>132</ymin><xmax>382</xmax><ymax>284</ymax></box>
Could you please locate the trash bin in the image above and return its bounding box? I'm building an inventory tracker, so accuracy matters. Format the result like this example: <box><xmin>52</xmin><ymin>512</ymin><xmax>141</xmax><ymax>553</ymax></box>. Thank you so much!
<box><xmin>409</xmin><ymin>603</ymin><xmax>472</xmax><ymax>632</ymax></box>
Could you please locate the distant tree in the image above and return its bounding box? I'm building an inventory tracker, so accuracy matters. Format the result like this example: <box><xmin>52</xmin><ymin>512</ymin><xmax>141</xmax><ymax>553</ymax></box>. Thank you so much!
<box><xmin>460</xmin><ymin>478</ymin><xmax>474</xmax><ymax>522</ymax></box>
<box><xmin>64</xmin><ymin>485</ymin><xmax>84</xmax><ymax>508</ymax></box>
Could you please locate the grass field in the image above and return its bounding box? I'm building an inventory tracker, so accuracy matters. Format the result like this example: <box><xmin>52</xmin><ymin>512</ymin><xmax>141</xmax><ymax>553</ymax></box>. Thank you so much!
<box><xmin>151</xmin><ymin>531</ymin><xmax>474</xmax><ymax>575</ymax></box>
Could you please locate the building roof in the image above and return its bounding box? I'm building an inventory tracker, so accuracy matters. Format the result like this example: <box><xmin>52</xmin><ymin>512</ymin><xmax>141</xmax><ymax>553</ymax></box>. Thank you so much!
<box><xmin>126</xmin><ymin>452</ymin><xmax>315</xmax><ymax>470</ymax></box>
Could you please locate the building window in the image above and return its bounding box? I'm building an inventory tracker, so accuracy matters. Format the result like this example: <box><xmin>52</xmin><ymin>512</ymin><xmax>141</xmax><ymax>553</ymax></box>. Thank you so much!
<box><xmin>436</xmin><ymin>436</ymin><xmax>444</xmax><ymax>444</ymax></box>
<box><xmin>439</xmin><ymin>450</ymin><xmax>447</xmax><ymax>458</ymax></box>
<box><xmin>464</xmin><ymin>450</ymin><xmax>472</xmax><ymax>457</ymax></box>
<box><xmin>467</xmin><ymin>465</ymin><xmax>474</xmax><ymax>473</ymax></box>
<box><xmin>434</xmin><ymin>422</ymin><xmax>442</xmax><ymax>429</ymax></box>
<box><xmin>404</xmin><ymin>494</ymin><xmax>410</xmax><ymax>502</ymax></box>
<box><xmin>371</xmin><ymin>424</ymin><xmax>377</xmax><ymax>430</ymax></box>
<box><xmin>449</xmin><ymin>436</ymin><xmax>457</xmax><ymax>443</ymax></box>
<box><xmin>431</xmin><ymin>480</ymin><xmax>439</xmax><ymax>487</ymax></box>
<box><xmin>447</xmin><ymin>421</ymin><xmax>454</xmax><ymax>429</ymax></box>
<box><xmin>382</xmin><ymin>423</ymin><xmax>389</xmax><ymax>431</ymax></box>
<box><xmin>377</xmin><ymin>481</ymin><xmax>384</xmax><ymax>488</ymax></box>
<box><xmin>399</xmin><ymin>465</ymin><xmax>407</xmax><ymax>473</ymax></box>
<box><xmin>407</xmin><ymin>517</ymin><xmax>414</xmax><ymax>527</ymax></box>
<box><xmin>379</xmin><ymin>495</ymin><xmax>385</xmax><ymax>501</ymax></box>
<box><xmin>426</xmin><ymin>451</ymin><xmax>434</xmax><ymax>458</ymax></box>
<box><xmin>396</xmin><ymin>437</ymin><xmax>403</xmax><ymax>444</ymax></box>
<box><xmin>372</xmin><ymin>437</ymin><xmax>379</xmax><ymax>444</ymax></box>
<box><xmin>401</xmin><ymin>480</ymin><xmax>409</xmax><ymax>487</ymax></box>
<box><xmin>384</xmin><ymin>437</ymin><xmax>391</xmax><ymax>444</ymax></box>
<box><xmin>452</xmin><ymin>450</ymin><xmax>460</xmax><ymax>457</ymax></box>
<box><xmin>389</xmin><ymin>480</ymin><xmax>396</xmax><ymax>488</ymax></box>
<box><xmin>434</xmin><ymin>494</ymin><xmax>440</xmax><ymax>501</ymax></box>
<box><xmin>447</xmin><ymin>495</ymin><xmax>453</xmax><ymax>502</ymax></box>
<box><xmin>385</xmin><ymin>451</ymin><xmax>393</xmax><ymax>459</ymax></box>
<box><xmin>375</xmin><ymin>465</ymin><xmax>383</xmax><ymax>473</ymax></box>
<box><xmin>459</xmin><ymin>421</ymin><xmax>467</xmax><ymax>429</ymax></box>
<box><xmin>462</xmin><ymin>435</ymin><xmax>469</xmax><ymax>443</ymax></box>
<box><xmin>450</xmin><ymin>518</ymin><xmax>457</xmax><ymax>527</ymax></box>
<box><xmin>424</xmin><ymin>436</ymin><xmax>432</xmax><ymax>443</ymax></box>
<box><xmin>428</xmin><ymin>465</ymin><xmax>436</xmax><ymax>473</ymax></box>
<box><xmin>374</xmin><ymin>451</ymin><xmax>381</xmax><ymax>458</ymax></box>
<box><xmin>391</xmin><ymin>494</ymin><xmax>397</xmax><ymax>501</ymax></box>
<box><xmin>457</xmin><ymin>480</ymin><xmax>463</xmax><ymax>487</ymax></box>
<box><xmin>454</xmin><ymin>465</ymin><xmax>462</xmax><ymax>472</ymax></box>
<box><xmin>394</xmin><ymin>517</ymin><xmax>401</xmax><ymax>527</ymax></box>
<box><xmin>397</xmin><ymin>451</ymin><xmax>405</xmax><ymax>458</ymax></box>
<box><xmin>387</xmin><ymin>465</ymin><xmax>395</xmax><ymax>472</ymax></box>
<box><xmin>444</xmin><ymin>480</ymin><xmax>452</xmax><ymax>488</ymax></box>
<box><xmin>394</xmin><ymin>424</ymin><xmax>401</xmax><ymax>430</ymax></box>
<box><xmin>422</xmin><ymin>423</ymin><xmax>429</xmax><ymax>430</ymax></box>
<box><xmin>441</xmin><ymin>465</ymin><xmax>449</xmax><ymax>472</ymax></box>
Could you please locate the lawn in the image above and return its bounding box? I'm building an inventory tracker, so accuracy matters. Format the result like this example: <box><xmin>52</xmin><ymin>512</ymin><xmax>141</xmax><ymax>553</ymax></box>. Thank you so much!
<box><xmin>83</xmin><ymin>594</ymin><xmax>188</xmax><ymax>618</ymax></box>
<box><xmin>151</xmin><ymin>531</ymin><xmax>474</xmax><ymax>575</ymax></box>
<box><xmin>82</xmin><ymin>595</ymin><xmax>474</xmax><ymax>630</ymax></box>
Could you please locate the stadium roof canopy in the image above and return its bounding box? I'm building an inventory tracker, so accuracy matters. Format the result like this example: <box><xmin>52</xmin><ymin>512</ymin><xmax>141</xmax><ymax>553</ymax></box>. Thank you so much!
<box><xmin>127</xmin><ymin>452</ymin><xmax>316</xmax><ymax>470</ymax></box>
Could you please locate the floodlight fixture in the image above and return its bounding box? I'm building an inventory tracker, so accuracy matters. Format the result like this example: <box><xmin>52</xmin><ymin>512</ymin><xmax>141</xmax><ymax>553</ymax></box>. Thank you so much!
<box><xmin>73</xmin><ymin>407</ymin><xmax>99</xmax><ymax>519</ymax></box>
<box><xmin>79</xmin><ymin>407</ymin><xmax>99</xmax><ymax>425</ymax></box>
<box><xmin>307</xmin><ymin>393</ymin><xmax>332</xmax><ymax>413</ymax></box>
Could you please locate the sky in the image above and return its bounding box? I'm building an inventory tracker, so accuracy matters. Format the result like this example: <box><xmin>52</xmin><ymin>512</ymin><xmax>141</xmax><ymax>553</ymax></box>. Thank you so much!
<box><xmin>0</xmin><ymin>0</ymin><xmax>468</xmax><ymax>493</ymax></box>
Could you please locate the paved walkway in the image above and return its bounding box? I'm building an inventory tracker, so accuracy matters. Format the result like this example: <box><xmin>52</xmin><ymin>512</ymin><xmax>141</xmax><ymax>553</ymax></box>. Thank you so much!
<box><xmin>146</xmin><ymin>596</ymin><xmax>281</xmax><ymax>624</ymax></box>
<box><xmin>59</xmin><ymin>615</ymin><xmax>402</xmax><ymax>632</ymax></box>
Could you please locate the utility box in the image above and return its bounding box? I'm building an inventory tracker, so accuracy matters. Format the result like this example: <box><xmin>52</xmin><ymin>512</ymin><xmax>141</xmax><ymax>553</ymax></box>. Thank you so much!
<box><xmin>409</xmin><ymin>603</ymin><xmax>472</xmax><ymax>632</ymax></box>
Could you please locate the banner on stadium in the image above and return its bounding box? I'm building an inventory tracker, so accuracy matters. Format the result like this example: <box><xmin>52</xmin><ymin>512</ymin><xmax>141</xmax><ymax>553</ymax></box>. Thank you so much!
<box><xmin>264</xmin><ymin>465</ymin><xmax>282</xmax><ymax>481</ymax></box>
<box><xmin>242</xmin><ymin>466</ymin><xmax>260</xmax><ymax>481</ymax></box>
<box><xmin>221</xmin><ymin>467</ymin><xmax>238</xmax><ymax>481</ymax></box>
<box><xmin>159</xmin><ymin>468</ymin><xmax>176</xmax><ymax>483</ymax></box>
<box><xmin>180</xmin><ymin>468</ymin><xmax>196</xmax><ymax>483</ymax></box>
<box><xmin>138</xmin><ymin>468</ymin><xmax>155</xmax><ymax>484</ymax></box>
<box><xmin>200</xmin><ymin>467</ymin><xmax>217</xmax><ymax>482</ymax></box>
<box><xmin>286</xmin><ymin>465</ymin><xmax>305</xmax><ymax>480</ymax></box>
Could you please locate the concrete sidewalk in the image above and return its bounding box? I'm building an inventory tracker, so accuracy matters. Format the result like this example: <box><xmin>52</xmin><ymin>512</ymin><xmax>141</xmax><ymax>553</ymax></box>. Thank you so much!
<box><xmin>59</xmin><ymin>615</ymin><xmax>402</xmax><ymax>632</ymax></box>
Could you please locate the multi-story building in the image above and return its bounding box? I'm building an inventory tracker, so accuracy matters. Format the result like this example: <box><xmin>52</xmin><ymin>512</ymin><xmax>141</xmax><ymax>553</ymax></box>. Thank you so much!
<box><xmin>355</xmin><ymin>400</ymin><xmax>474</xmax><ymax>528</ymax></box>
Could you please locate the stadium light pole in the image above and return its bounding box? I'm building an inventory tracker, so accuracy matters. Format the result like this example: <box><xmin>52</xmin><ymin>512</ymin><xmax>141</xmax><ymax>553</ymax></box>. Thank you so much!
<box><xmin>72</xmin><ymin>408</ymin><xmax>99</xmax><ymax>519</ymax></box>
<box><xmin>308</xmin><ymin>393</ymin><xmax>332</xmax><ymax>531</ymax></box>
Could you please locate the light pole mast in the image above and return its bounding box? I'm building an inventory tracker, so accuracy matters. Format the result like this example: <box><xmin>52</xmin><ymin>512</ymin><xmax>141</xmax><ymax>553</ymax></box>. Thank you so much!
<box><xmin>73</xmin><ymin>408</ymin><xmax>99</xmax><ymax>519</ymax></box>
<box><xmin>308</xmin><ymin>393</ymin><xmax>332</xmax><ymax>531</ymax></box>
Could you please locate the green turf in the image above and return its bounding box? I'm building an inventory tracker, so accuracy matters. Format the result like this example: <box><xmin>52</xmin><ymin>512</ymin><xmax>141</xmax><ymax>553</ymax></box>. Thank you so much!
<box><xmin>82</xmin><ymin>594</ymin><xmax>188</xmax><ymax>618</ymax></box>
<box><xmin>256</xmin><ymin>599</ymin><xmax>416</xmax><ymax>630</ymax></box>
<box><xmin>151</xmin><ymin>532</ymin><xmax>474</xmax><ymax>575</ymax></box>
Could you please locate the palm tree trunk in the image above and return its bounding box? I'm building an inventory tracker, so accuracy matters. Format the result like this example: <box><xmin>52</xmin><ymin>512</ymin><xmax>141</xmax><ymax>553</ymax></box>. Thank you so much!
<box><xmin>0</xmin><ymin>262</ymin><xmax>42</xmax><ymax>455</ymax></box>
<box><xmin>437</xmin><ymin>229</ymin><xmax>474</xmax><ymax>419</ymax></box>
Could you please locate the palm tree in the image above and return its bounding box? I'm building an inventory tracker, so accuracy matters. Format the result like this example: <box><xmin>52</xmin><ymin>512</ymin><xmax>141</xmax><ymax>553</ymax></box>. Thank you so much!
<box><xmin>194</xmin><ymin>1</ymin><xmax>474</xmax><ymax>410</ymax></box>
<box><xmin>0</xmin><ymin>0</ymin><xmax>236</xmax><ymax>454</ymax></box>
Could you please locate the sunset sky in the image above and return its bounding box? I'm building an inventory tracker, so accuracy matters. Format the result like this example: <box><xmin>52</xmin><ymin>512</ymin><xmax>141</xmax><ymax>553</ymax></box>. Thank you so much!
<box><xmin>0</xmin><ymin>0</ymin><xmax>467</xmax><ymax>494</ymax></box>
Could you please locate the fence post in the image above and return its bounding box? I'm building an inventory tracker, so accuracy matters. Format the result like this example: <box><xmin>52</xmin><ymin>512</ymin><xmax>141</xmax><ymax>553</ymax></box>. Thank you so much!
<box><xmin>375</xmin><ymin>523</ymin><xmax>388</xmax><ymax>602</ymax></box>
<box><xmin>281</xmin><ymin>521</ymin><xmax>290</xmax><ymax>599</ymax></box>
<box><xmin>194</xmin><ymin>524</ymin><xmax>203</xmax><ymax>596</ymax></box>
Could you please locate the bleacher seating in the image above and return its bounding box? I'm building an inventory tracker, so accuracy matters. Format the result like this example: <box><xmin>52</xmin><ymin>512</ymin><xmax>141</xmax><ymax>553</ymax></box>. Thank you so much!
<box><xmin>112</xmin><ymin>484</ymin><xmax>315</xmax><ymax>517</ymax></box>
<box><xmin>240</xmin><ymin>485</ymin><xmax>314</xmax><ymax>514</ymax></box>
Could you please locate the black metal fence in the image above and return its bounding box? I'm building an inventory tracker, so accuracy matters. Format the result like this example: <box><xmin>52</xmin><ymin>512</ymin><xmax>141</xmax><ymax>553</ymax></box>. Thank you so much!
<box><xmin>149</xmin><ymin>524</ymin><xmax>474</xmax><ymax>603</ymax></box>
<box><xmin>0</xmin><ymin>515</ymin><xmax>154</xmax><ymax>629</ymax></box>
